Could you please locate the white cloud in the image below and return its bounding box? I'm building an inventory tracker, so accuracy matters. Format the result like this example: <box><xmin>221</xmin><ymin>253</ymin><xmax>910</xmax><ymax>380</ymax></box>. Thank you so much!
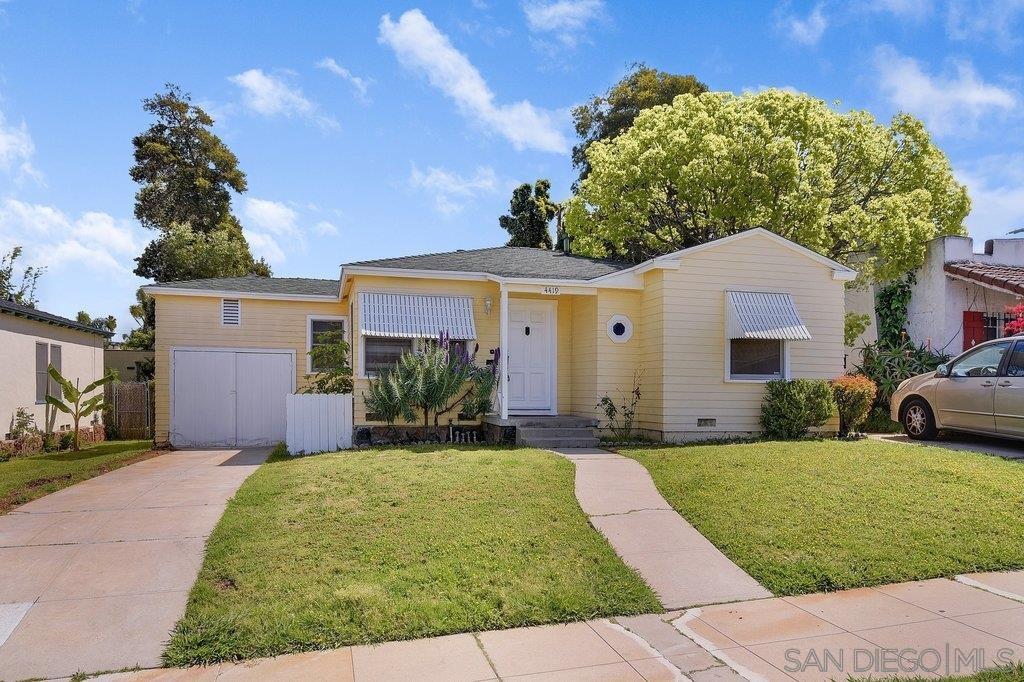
<box><xmin>378</xmin><ymin>9</ymin><xmax>568</xmax><ymax>154</ymax></box>
<box><xmin>243</xmin><ymin>197</ymin><xmax>300</xmax><ymax>237</ymax></box>
<box><xmin>410</xmin><ymin>164</ymin><xmax>498</xmax><ymax>215</ymax></box>
<box><xmin>0</xmin><ymin>109</ymin><xmax>42</xmax><ymax>185</ymax></box>
<box><xmin>778</xmin><ymin>3</ymin><xmax>828</xmax><ymax>45</ymax></box>
<box><xmin>313</xmin><ymin>220</ymin><xmax>339</xmax><ymax>236</ymax></box>
<box><xmin>946</xmin><ymin>0</ymin><xmax>1024</xmax><ymax>51</ymax></box>
<box><xmin>316</xmin><ymin>58</ymin><xmax>371</xmax><ymax>103</ymax></box>
<box><xmin>229</xmin><ymin>69</ymin><xmax>339</xmax><ymax>131</ymax></box>
<box><xmin>873</xmin><ymin>45</ymin><xmax>1016</xmax><ymax>135</ymax></box>
<box><xmin>861</xmin><ymin>0</ymin><xmax>933</xmax><ymax>19</ymax></box>
<box><xmin>243</xmin><ymin>230</ymin><xmax>286</xmax><ymax>264</ymax></box>
<box><xmin>957</xmin><ymin>155</ymin><xmax>1024</xmax><ymax>240</ymax></box>
<box><xmin>522</xmin><ymin>0</ymin><xmax>605</xmax><ymax>48</ymax></box>
<box><xmin>0</xmin><ymin>199</ymin><xmax>138</xmax><ymax>275</ymax></box>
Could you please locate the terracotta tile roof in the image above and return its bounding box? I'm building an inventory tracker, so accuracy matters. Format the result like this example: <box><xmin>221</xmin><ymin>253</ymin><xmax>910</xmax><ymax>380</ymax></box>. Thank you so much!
<box><xmin>944</xmin><ymin>261</ymin><xmax>1024</xmax><ymax>296</ymax></box>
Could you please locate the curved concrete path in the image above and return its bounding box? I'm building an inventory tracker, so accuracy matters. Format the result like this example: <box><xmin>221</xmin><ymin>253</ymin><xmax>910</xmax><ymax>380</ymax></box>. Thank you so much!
<box><xmin>0</xmin><ymin>447</ymin><xmax>270</xmax><ymax>681</ymax></box>
<box><xmin>553</xmin><ymin>448</ymin><xmax>772</xmax><ymax>609</ymax></box>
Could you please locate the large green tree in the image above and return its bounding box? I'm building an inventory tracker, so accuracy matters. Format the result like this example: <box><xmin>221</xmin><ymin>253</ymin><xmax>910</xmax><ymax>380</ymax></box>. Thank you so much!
<box><xmin>135</xmin><ymin>223</ymin><xmax>271</xmax><ymax>283</ymax></box>
<box><xmin>499</xmin><ymin>179</ymin><xmax>559</xmax><ymax>249</ymax></box>
<box><xmin>130</xmin><ymin>84</ymin><xmax>268</xmax><ymax>281</ymax></box>
<box><xmin>565</xmin><ymin>89</ymin><xmax>970</xmax><ymax>281</ymax></box>
<box><xmin>571</xmin><ymin>64</ymin><xmax>707</xmax><ymax>188</ymax></box>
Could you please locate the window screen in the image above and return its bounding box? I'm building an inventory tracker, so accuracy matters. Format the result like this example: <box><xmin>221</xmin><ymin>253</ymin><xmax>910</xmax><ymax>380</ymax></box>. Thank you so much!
<box><xmin>309</xmin><ymin>318</ymin><xmax>345</xmax><ymax>372</ymax></box>
<box><xmin>48</xmin><ymin>345</ymin><xmax>62</xmax><ymax>398</ymax></box>
<box><xmin>364</xmin><ymin>338</ymin><xmax>414</xmax><ymax>376</ymax></box>
<box><xmin>729</xmin><ymin>339</ymin><xmax>783</xmax><ymax>379</ymax></box>
<box><xmin>35</xmin><ymin>342</ymin><xmax>48</xmax><ymax>403</ymax></box>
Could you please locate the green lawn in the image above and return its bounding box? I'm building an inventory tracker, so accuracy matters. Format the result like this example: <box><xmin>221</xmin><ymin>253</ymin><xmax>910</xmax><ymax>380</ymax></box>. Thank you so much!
<box><xmin>163</xmin><ymin>446</ymin><xmax>659</xmax><ymax>666</ymax></box>
<box><xmin>0</xmin><ymin>439</ymin><xmax>155</xmax><ymax>513</ymax></box>
<box><xmin>623</xmin><ymin>439</ymin><xmax>1024</xmax><ymax>595</ymax></box>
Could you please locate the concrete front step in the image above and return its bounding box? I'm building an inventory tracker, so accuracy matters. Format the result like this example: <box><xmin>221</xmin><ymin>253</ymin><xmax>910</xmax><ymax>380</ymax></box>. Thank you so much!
<box><xmin>510</xmin><ymin>416</ymin><xmax>599</xmax><ymax>428</ymax></box>
<box><xmin>517</xmin><ymin>426</ymin><xmax>596</xmax><ymax>442</ymax></box>
<box><xmin>521</xmin><ymin>437</ymin><xmax>600</xmax><ymax>449</ymax></box>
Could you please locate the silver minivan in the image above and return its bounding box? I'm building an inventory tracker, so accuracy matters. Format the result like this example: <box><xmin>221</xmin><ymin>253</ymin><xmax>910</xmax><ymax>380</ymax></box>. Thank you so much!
<box><xmin>891</xmin><ymin>337</ymin><xmax>1024</xmax><ymax>440</ymax></box>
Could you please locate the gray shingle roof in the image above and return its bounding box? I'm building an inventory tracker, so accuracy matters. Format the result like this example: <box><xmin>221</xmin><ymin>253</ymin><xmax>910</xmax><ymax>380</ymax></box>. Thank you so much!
<box><xmin>0</xmin><ymin>298</ymin><xmax>114</xmax><ymax>338</ymax></box>
<box><xmin>342</xmin><ymin>246</ymin><xmax>631</xmax><ymax>280</ymax></box>
<box><xmin>152</xmin><ymin>275</ymin><xmax>340</xmax><ymax>297</ymax></box>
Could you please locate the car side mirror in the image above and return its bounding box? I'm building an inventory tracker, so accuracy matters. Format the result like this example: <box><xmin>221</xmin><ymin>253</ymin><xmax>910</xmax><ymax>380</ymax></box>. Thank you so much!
<box><xmin>935</xmin><ymin>363</ymin><xmax>950</xmax><ymax>378</ymax></box>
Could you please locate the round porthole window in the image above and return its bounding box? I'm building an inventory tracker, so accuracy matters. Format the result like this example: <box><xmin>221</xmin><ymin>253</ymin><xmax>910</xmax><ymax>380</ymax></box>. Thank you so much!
<box><xmin>607</xmin><ymin>314</ymin><xmax>633</xmax><ymax>343</ymax></box>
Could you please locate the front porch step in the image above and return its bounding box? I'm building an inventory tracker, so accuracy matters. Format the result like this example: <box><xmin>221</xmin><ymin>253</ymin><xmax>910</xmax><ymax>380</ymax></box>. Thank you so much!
<box><xmin>508</xmin><ymin>416</ymin><xmax>599</xmax><ymax>428</ymax></box>
<box><xmin>521</xmin><ymin>437</ymin><xmax>601</xmax><ymax>449</ymax></box>
<box><xmin>516</xmin><ymin>426</ymin><xmax>597</xmax><ymax>443</ymax></box>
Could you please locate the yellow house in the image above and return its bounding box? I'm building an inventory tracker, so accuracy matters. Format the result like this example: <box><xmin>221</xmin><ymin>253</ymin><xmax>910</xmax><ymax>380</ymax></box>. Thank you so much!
<box><xmin>144</xmin><ymin>228</ymin><xmax>855</xmax><ymax>448</ymax></box>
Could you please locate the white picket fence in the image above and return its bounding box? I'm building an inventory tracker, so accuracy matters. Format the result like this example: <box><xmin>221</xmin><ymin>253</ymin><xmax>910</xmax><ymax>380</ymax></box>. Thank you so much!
<box><xmin>285</xmin><ymin>393</ymin><xmax>353</xmax><ymax>454</ymax></box>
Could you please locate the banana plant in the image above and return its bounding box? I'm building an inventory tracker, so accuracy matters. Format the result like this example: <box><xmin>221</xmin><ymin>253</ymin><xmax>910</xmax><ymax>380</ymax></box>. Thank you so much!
<box><xmin>45</xmin><ymin>365</ymin><xmax>114</xmax><ymax>451</ymax></box>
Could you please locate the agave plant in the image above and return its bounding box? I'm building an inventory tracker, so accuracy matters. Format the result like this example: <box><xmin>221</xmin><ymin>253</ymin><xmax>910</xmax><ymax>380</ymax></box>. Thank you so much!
<box><xmin>45</xmin><ymin>365</ymin><xmax>114</xmax><ymax>451</ymax></box>
<box><xmin>363</xmin><ymin>333</ymin><xmax>498</xmax><ymax>427</ymax></box>
<box><xmin>854</xmin><ymin>337</ymin><xmax>948</xmax><ymax>409</ymax></box>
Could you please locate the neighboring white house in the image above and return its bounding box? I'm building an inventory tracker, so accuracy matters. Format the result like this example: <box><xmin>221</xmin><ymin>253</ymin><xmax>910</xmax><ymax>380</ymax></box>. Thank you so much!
<box><xmin>0</xmin><ymin>297</ymin><xmax>112</xmax><ymax>438</ymax></box>
<box><xmin>847</xmin><ymin>235</ymin><xmax>1024</xmax><ymax>357</ymax></box>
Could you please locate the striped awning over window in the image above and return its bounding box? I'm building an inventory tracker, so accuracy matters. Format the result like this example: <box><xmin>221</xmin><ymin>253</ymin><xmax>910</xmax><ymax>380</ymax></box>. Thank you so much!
<box><xmin>359</xmin><ymin>292</ymin><xmax>477</xmax><ymax>340</ymax></box>
<box><xmin>726</xmin><ymin>291</ymin><xmax>812</xmax><ymax>341</ymax></box>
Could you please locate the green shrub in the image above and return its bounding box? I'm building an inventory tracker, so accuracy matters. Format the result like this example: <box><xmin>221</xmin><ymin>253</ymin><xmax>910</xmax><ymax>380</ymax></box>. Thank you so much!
<box><xmin>760</xmin><ymin>379</ymin><xmax>836</xmax><ymax>440</ymax></box>
<box><xmin>42</xmin><ymin>432</ymin><xmax>59</xmax><ymax>452</ymax></box>
<box><xmin>854</xmin><ymin>338</ymin><xmax>947</xmax><ymax>411</ymax></box>
<box><xmin>59</xmin><ymin>431</ymin><xmax>76</xmax><ymax>450</ymax></box>
<box><xmin>831</xmin><ymin>374</ymin><xmax>877</xmax><ymax>435</ymax></box>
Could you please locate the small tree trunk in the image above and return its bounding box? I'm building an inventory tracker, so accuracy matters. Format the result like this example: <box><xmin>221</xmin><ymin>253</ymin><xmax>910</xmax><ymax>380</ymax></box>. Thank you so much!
<box><xmin>73</xmin><ymin>414</ymin><xmax>81</xmax><ymax>451</ymax></box>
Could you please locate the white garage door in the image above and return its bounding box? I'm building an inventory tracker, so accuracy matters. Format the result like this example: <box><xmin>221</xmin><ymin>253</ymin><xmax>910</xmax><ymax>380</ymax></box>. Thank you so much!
<box><xmin>171</xmin><ymin>349</ymin><xmax>294</xmax><ymax>447</ymax></box>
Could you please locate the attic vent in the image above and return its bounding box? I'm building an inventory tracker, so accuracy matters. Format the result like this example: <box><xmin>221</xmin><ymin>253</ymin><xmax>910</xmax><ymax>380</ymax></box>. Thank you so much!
<box><xmin>221</xmin><ymin>298</ymin><xmax>241</xmax><ymax>326</ymax></box>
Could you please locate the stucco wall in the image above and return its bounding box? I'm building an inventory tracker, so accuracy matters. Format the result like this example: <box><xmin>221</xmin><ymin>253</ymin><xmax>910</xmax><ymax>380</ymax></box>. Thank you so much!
<box><xmin>0</xmin><ymin>314</ymin><xmax>105</xmax><ymax>437</ymax></box>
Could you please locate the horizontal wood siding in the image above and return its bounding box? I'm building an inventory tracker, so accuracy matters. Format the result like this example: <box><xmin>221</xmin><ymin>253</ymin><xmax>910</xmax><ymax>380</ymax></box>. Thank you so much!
<box><xmin>348</xmin><ymin>275</ymin><xmax>500</xmax><ymax>425</ymax></box>
<box><xmin>658</xmin><ymin>232</ymin><xmax>845</xmax><ymax>437</ymax></box>
<box><xmin>153</xmin><ymin>294</ymin><xmax>346</xmax><ymax>443</ymax></box>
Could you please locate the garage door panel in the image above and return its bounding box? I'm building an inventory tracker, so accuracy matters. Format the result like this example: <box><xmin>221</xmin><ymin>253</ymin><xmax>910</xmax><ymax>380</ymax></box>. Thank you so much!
<box><xmin>235</xmin><ymin>352</ymin><xmax>292</xmax><ymax>446</ymax></box>
<box><xmin>171</xmin><ymin>349</ymin><xmax>292</xmax><ymax>448</ymax></box>
<box><xmin>171</xmin><ymin>351</ymin><xmax>236</xmax><ymax>448</ymax></box>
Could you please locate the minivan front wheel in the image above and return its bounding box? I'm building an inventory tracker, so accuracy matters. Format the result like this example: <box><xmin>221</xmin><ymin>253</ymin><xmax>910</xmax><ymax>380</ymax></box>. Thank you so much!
<box><xmin>902</xmin><ymin>398</ymin><xmax>937</xmax><ymax>440</ymax></box>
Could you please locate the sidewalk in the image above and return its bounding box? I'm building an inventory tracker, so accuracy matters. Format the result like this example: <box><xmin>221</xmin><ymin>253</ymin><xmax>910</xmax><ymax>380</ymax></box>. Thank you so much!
<box><xmin>103</xmin><ymin>571</ymin><xmax>1024</xmax><ymax>681</ymax></box>
<box><xmin>554</xmin><ymin>448</ymin><xmax>772</xmax><ymax>608</ymax></box>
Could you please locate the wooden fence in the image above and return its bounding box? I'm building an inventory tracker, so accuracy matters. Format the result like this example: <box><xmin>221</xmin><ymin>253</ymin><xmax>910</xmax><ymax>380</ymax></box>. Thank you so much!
<box><xmin>105</xmin><ymin>381</ymin><xmax>153</xmax><ymax>440</ymax></box>
<box><xmin>286</xmin><ymin>393</ymin><xmax>353</xmax><ymax>454</ymax></box>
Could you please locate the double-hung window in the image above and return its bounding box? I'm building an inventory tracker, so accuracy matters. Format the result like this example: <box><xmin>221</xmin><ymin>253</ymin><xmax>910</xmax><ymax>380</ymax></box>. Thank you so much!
<box><xmin>307</xmin><ymin>317</ymin><xmax>346</xmax><ymax>373</ymax></box>
<box><xmin>364</xmin><ymin>337</ymin><xmax>415</xmax><ymax>376</ymax></box>
<box><xmin>35</xmin><ymin>343</ymin><xmax>62</xmax><ymax>403</ymax></box>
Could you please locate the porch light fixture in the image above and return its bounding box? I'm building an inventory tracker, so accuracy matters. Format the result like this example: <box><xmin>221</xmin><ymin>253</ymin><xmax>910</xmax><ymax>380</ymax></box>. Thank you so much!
<box><xmin>607</xmin><ymin>314</ymin><xmax>633</xmax><ymax>343</ymax></box>
<box><xmin>483</xmin><ymin>296</ymin><xmax>493</xmax><ymax>316</ymax></box>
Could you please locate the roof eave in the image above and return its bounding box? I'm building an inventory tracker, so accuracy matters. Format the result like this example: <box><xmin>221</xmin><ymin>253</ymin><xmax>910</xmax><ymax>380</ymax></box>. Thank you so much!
<box><xmin>142</xmin><ymin>285</ymin><xmax>340</xmax><ymax>302</ymax></box>
<box><xmin>0</xmin><ymin>307</ymin><xmax>114</xmax><ymax>338</ymax></box>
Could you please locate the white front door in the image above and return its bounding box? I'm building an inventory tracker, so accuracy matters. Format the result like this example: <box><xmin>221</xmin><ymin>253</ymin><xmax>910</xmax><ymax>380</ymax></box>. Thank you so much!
<box><xmin>507</xmin><ymin>300</ymin><xmax>556</xmax><ymax>412</ymax></box>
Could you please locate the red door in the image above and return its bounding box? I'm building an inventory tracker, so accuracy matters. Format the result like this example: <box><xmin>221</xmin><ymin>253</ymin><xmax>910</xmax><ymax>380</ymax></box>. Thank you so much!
<box><xmin>963</xmin><ymin>311</ymin><xmax>984</xmax><ymax>351</ymax></box>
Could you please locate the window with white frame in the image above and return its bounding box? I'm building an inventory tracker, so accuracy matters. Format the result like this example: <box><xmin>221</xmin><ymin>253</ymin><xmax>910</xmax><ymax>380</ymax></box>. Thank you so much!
<box><xmin>308</xmin><ymin>317</ymin><xmax>346</xmax><ymax>373</ymax></box>
<box><xmin>362</xmin><ymin>337</ymin><xmax>470</xmax><ymax>377</ymax></box>
<box><xmin>729</xmin><ymin>339</ymin><xmax>784</xmax><ymax>380</ymax></box>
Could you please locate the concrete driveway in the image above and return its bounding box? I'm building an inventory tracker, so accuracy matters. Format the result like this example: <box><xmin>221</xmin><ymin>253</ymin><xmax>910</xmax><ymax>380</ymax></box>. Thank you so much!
<box><xmin>0</xmin><ymin>447</ymin><xmax>270</xmax><ymax>681</ymax></box>
<box><xmin>871</xmin><ymin>432</ymin><xmax>1024</xmax><ymax>459</ymax></box>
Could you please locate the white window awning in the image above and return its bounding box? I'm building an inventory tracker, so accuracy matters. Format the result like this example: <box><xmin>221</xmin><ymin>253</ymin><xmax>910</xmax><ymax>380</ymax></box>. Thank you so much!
<box><xmin>359</xmin><ymin>292</ymin><xmax>477</xmax><ymax>340</ymax></box>
<box><xmin>726</xmin><ymin>291</ymin><xmax>811</xmax><ymax>341</ymax></box>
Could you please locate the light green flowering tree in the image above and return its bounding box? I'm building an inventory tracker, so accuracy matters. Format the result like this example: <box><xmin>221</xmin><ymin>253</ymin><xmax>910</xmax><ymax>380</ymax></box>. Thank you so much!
<box><xmin>564</xmin><ymin>89</ymin><xmax>970</xmax><ymax>282</ymax></box>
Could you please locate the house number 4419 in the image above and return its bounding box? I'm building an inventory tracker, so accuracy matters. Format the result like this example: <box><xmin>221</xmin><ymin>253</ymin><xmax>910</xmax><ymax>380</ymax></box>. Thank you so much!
<box><xmin>542</xmin><ymin>286</ymin><xmax>560</xmax><ymax>295</ymax></box>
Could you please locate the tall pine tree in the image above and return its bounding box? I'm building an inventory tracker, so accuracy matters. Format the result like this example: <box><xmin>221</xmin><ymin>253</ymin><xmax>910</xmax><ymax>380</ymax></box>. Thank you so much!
<box><xmin>499</xmin><ymin>179</ymin><xmax>559</xmax><ymax>249</ymax></box>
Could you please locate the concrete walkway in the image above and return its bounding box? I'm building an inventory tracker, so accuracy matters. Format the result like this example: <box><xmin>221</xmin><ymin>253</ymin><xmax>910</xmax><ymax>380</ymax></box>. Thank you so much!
<box><xmin>553</xmin><ymin>448</ymin><xmax>772</xmax><ymax>608</ymax></box>
<box><xmin>0</xmin><ymin>447</ymin><xmax>270</xmax><ymax>681</ymax></box>
<box><xmin>102</xmin><ymin>571</ymin><xmax>1024</xmax><ymax>681</ymax></box>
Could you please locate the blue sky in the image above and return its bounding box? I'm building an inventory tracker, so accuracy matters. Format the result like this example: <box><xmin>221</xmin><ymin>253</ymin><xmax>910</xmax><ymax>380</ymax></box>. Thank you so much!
<box><xmin>1</xmin><ymin>0</ymin><xmax>1022</xmax><ymax>334</ymax></box>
